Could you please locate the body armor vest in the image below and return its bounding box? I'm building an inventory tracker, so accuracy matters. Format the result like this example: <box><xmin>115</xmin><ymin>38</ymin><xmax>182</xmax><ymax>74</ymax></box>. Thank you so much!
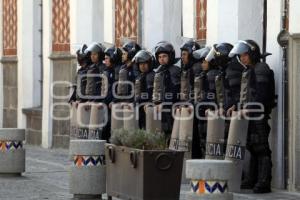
<box><xmin>239</xmin><ymin>69</ymin><xmax>251</xmax><ymax>106</ymax></box>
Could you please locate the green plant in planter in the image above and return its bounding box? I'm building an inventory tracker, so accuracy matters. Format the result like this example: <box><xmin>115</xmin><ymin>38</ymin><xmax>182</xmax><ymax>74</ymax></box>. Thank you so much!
<box><xmin>110</xmin><ymin>129</ymin><xmax>167</xmax><ymax>150</ymax></box>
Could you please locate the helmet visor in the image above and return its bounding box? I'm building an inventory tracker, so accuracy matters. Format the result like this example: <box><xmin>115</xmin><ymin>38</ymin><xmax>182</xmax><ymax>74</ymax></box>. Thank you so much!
<box><xmin>205</xmin><ymin>45</ymin><xmax>217</xmax><ymax>62</ymax></box>
<box><xmin>229</xmin><ymin>41</ymin><xmax>251</xmax><ymax>58</ymax></box>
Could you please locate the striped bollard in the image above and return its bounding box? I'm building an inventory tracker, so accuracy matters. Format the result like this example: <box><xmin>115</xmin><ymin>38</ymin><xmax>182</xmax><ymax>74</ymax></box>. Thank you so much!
<box><xmin>69</xmin><ymin>140</ymin><xmax>106</xmax><ymax>199</ymax></box>
<box><xmin>0</xmin><ymin>128</ymin><xmax>25</xmax><ymax>176</ymax></box>
<box><xmin>186</xmin><ymin>160</ymin><xmax>233</xmax><ymax>200</ymax></box>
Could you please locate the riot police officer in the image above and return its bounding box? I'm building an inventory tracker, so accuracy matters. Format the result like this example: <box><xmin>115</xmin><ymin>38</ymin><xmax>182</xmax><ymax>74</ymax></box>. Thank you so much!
<box><xmin>229</xmin><ymin>40</ymin><xmax>276</xmax><ymax>193</ymax></box>
<box><xmin>204</xmin><ymin>43</ymin><xmax>235</xmax><ymax>150</ymax></box>
<box><xmin>103</xmin><ymin>46</ymin><xmax>123</xmax><ymax>102</ymax></box>
<box><xmin>116</xmin><ymin>41</ymin><xmax>141</xmax><ymax>102</ymax></box>
<box><xmin>179</xmin><ymin>40</ymin><xmax>200</xmax><ymax>102</ymax></box>
<box><xmin>152</xmin><ymin>41</ymin><xmax>180</xmax><ymax>137</ymax></box>
<box><xmin>132</xmin><ymin>50</ymin><xmax>155</xmax><ymax>129</ymax></box>
<box><xmin>192</xmin><ymin>47</ymin><xmax>213</xmax><ymax>158</ymax></box>
<box><xmin>69</xmin><ymin>44</ymin><xmax>92</xmax><ymax>103</ymax></box>
<box><xmin>170</xmin><ymin>40</ymin><xmax>200</xmax><ymax>154</ymax></box>
<box><xmin>85</xmin><ymin>42</ymin><xmax>106</xmax><ymax>102</ymax></box>
<box><xmin>69</xmin><ymin>44</ymin><xmax>92</xmax><ymax>139</ymax></box>
<box><xmin>205</xmin><ymin>43</ymin><xmax>233</xmax><ymax>111</ymax></box>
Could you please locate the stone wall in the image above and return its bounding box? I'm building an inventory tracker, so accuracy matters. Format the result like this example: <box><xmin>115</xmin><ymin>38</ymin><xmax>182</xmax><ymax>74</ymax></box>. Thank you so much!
<box><xmin>23</xmin><ymin>107</ymin><xmax>42</xmax><ymax>145</ymax></box>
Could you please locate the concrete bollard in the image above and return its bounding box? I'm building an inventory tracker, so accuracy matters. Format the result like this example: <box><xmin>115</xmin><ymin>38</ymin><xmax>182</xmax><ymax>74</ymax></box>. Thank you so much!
<box><xmin>0</xmin><ymin>128</ymin><xmax>25</xmax><ymax>176</ymax></box>
<box><xmin>205</xmin><ymin>110</ymin><xmax>225</xmax><ymax>160</ymax></box>
<box><xmin>69</xmin><ymin>140</ymin><xmax>106</xmax><ymax>199</ymax></box>
<box><xmin>225</xmin><ymin>111</ymin><xmax>249</xmax><ymax>193</ymax></box>
<box><xmin>186</xmin><ymin>160</ymin><xmax>233</xmax><ymax>200</ymax></box>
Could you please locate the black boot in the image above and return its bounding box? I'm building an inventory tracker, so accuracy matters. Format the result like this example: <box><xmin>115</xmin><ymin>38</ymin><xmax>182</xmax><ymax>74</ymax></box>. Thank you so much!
<box><xmin>241</xmin><ymin>155</ymin><xmax>258</xmax><ymax>189</ymax></box>
<box><xmin>253</xmin><ymin>156</ymin><xmax>272</xmax><ymax>193</ymax></box>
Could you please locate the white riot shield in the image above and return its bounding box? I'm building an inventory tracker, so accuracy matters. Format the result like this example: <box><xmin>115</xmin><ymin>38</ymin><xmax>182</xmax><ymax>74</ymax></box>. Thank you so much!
<box><xmin>178</xmin><ymin>107</ymin><xmax>194</xmax><ymax>152</ymax></box>
<box><xmin>77</xmin><ymin>102</ymin><xmax>91</xmax><ymax>139</ymax></box>
<box><xmin>225</xmin><ymin>110</ymin><xmax>249</xmax><ymax>193</ymax></box>
<box><xmin>89</xmin><ymin>103</ymin><xmax>106</xmax><ymax>139</ymax></box>
<box><xmin>70</xmin><ymin>103</ymin><xmax>78</xmax><ymax>140</ymax></box>
<box><xmin>205</xmin><ymin>110</ymin><xmax>226</xmax><ymax>160</ymax></box>
<box><xmin>123</xmin><ymin>103</ymin><xmax>138</xmax><ymax>131</ymax></box>
<box><xmin>169</xmin><ymin>108</ymin><xmax>181</xmax><ymax>150</ymax></box>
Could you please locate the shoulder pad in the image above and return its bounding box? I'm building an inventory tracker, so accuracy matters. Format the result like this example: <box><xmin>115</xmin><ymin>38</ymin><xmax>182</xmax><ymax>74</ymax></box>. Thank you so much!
<box><xmin>254</xmin><ymin>62</ymin><xmax>272</xmax><ymax>83</ymax></box>
<box><xmin>146</xmin><ymin>71</ymin><xmax>155</xmax><ymax>82</ymax></box>
<box><xmin>169</xmin><ymin>64</ymin><xmax>181</xmax><ymax>73</ymax></box>
<box><xmin>226</xmin><ymin>61</ymin><xmax>244</xmax><ymax>72</ymax></box>
<box><xmin>255</xmin><ymin>62</ymin><xmax>271</xmax><ymax>74</ymax></box>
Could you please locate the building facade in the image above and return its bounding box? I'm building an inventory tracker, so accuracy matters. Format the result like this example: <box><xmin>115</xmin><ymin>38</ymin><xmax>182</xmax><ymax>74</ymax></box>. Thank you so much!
<box><xmin>0</xmin><ymin>0</ymin><xmax>299</xmax><ymax>192</ymax></box>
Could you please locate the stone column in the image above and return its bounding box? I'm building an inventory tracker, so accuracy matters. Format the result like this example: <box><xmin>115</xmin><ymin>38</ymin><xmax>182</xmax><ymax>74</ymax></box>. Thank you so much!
<box><xmin>206</xmin><ymin>0</ymin><xmax>264</xmax><ymax>46</ymax></box>
<box><xmin>186</xmin><ymin>159</ymin><xmax>233</xmax><ymax>200</ymax></box>
<box><xmin>69</xmin><ymin>139</ymin><xmax>106</xmax><ymax>199</ymax></box>
<box><xmin>0</xmin><ymin>128</ymin><xmax>25</xmax><ymax>176</ymax></box>
<box><xmin>0</xmin><ymin>0</ymin><xmax>18</xmax><ymax>128</ymax></box>
<box><xmin>142</xmin><ymin>0</ymin><xmax>182</xmax><ymax>55</ymax></box>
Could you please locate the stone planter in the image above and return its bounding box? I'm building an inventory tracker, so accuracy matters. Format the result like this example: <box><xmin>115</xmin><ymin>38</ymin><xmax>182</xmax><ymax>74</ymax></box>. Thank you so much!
<box><xmin>105</xmin><ymin>144</ymin><xmax>184</xmax><ymax>200</ymax></box>
<box><xmin>69</xmin><ymin>140</ymin><xmax>106</xmax><ymax>199</ymax></box>
<box><xmin>0</xmin><ymin>128</ymin><xmax>25</xmax><ymax>176</ymax></box>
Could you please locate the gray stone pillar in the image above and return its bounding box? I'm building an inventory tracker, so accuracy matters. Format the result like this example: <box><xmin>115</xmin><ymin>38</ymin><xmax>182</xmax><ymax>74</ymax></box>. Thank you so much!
<box><xmin>225</xmin><ymin>111</ymin><xmax>249</xmax><ymax>193</ymax></box>
<box><xmin>205</xmin><ymin>110</ymin><xmax>225</xmax><ymax>160</ymax></box>
<box><xmin>69</xmin><ymin>140</ymin><xmax>106</xmax><ymax>199</ymax></box>
<box><xmin>186</xmin><ymin>160</ymin><xmax>233</xmax><ymax>200</ymax></box>
<box><xmin>0</xmin><ymin>129</ymin><xmax>25</xmax><ymax>176</ymax></box>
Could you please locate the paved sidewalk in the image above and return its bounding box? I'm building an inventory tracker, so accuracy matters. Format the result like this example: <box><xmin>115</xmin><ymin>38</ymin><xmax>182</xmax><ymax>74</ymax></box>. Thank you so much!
<box><xmin>0</xmin><ymin>145</ymin><xmax>300</xmax><ymax>200</ymax></box>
